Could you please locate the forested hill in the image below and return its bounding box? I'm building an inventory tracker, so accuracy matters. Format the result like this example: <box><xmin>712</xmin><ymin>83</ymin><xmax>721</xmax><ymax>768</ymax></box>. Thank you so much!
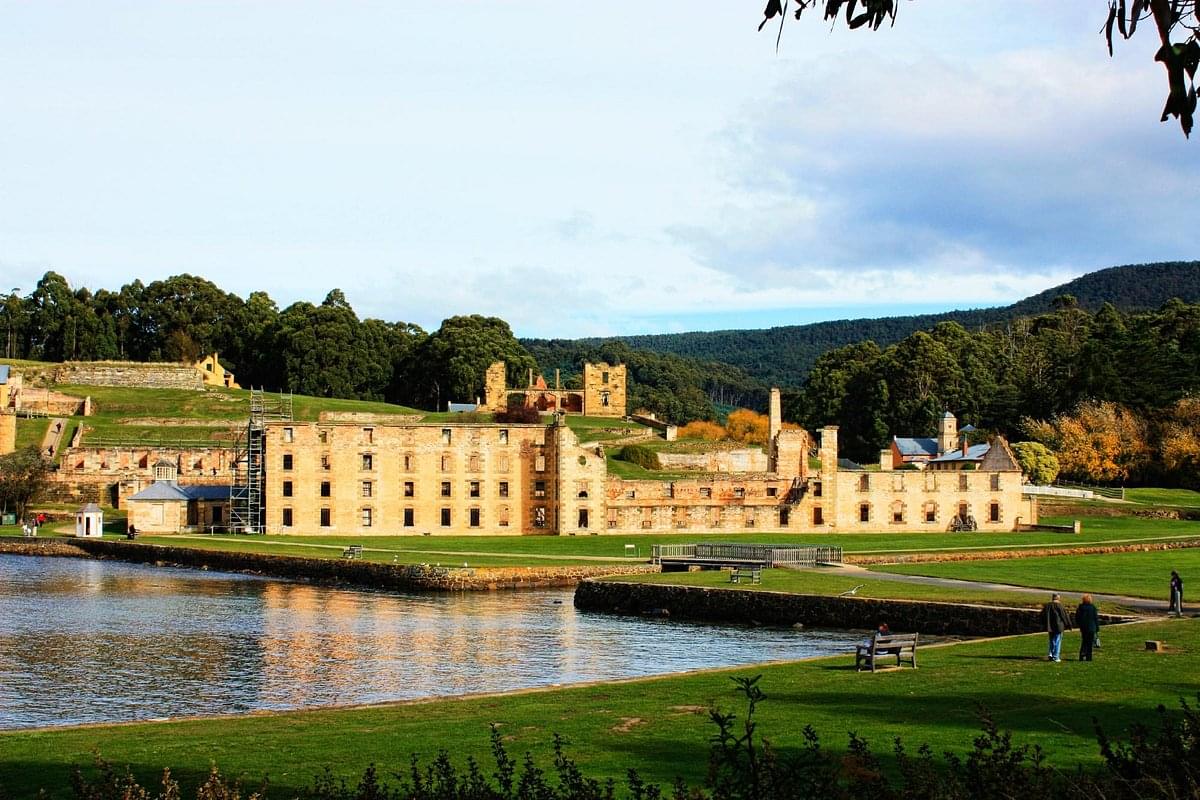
<box><xmin>525</xmin><ymin>261</ymin><xmax>1200</xmax><ymax>388</ymax></box>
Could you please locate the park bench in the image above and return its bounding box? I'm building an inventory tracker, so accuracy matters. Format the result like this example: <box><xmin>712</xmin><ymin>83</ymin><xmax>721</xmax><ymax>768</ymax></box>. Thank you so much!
<box><xmin>342</xmin><ymin>545</ymin><xmax>364</xmax><ymax>559</ymax></box>
<box><xmin>855</xmin><ymin>632</ymin><xmax>919</xmax><ymax>672</ymax></box>
<box><xmin>729</xmin><ymin>566</ymin><xmax>761</xmax><ymax>584</ymax></box>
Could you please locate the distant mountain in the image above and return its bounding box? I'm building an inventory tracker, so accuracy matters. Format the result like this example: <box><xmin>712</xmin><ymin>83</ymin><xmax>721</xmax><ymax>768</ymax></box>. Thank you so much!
<box><xmin>524</xmin><ymin>261</ymin><xmax>1200</xmax><ymax>388</ymax></box>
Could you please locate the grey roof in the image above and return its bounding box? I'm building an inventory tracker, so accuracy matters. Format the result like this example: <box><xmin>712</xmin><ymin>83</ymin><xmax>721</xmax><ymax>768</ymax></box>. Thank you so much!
<box><xmin>154</xmin><ymin>458</ymin><xmax>176</xmax><ymax>468</ymax></box>
<box><xmin>959</xmin><ymin>424</ymin><xmax>978</xmax><ymax>433</ymax></box>
<box><xmin>447</xmin><ymin>402</ymin><xmax>478</xmax><ymax>413</ymax></box>
<box><xmin>78</xmin><ymin>502</ymin><xmax>103</xmax><ymax>513</ymax></box>
<box><xmin>930</xmin><ymin>443</ymin><xmax>992</xmax><ymax>463</ymax></box>
<box><xmin>837</xmin><ymin>458</ymin><xmax>865</xmax><ymax>471</ymax></box>
<box><xmin>893</xmin><ymin>437</ymin><xmax>939</xmax><ymax>457</ymax></box>
<box><xmin>0</xmin><ymin>365</ymin><xmax>8</xmax><ymax>384</ymax></box>
<box><xmin>128</xmin><ymin>482</ymin><xmax>231</xmax><ymax>502</ymax></box>
<box><xmin>942</xmin><ymin>411</ymin><xmax>955</xmax><ymax>419</ymax></box>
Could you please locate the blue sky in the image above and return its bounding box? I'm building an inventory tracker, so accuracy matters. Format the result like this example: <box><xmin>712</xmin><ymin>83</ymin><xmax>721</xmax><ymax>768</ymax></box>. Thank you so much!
<box><xmin>1</xmin><ymin>2</ymin><xmax>1194</xmax><ymax>338</ymax></box>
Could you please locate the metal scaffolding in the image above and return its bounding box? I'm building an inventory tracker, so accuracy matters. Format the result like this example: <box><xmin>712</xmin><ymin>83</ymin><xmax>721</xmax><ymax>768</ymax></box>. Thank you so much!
<box><xmin>229</xmin><ymin>388</ymin><xmax>292</xmax><ymax>534</ymax></box>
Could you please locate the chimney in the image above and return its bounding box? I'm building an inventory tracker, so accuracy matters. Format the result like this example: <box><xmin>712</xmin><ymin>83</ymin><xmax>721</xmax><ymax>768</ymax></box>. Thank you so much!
<box><xmin>962</xmin><ymin>438</ymin><xmax>970</xmax><ymax>457</ymax></box>
<box><xmin>768</xmin><ymin>388</ymin><xmax>781</xmax><ymax>441</ymax></box>
<box><xmin>527</xmin><ymin>368</ymin><xmax>534</xmax><ymax>388</ymax></box>
<box><xmin>555</xmin><ymin>369</ymin><xmax>560</xmax><ymax>390</ymax></box>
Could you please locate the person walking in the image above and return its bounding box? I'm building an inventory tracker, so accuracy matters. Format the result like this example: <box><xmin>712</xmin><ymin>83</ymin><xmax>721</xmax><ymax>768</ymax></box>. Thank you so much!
<box><xmin>1169</xmin><ymin>571</ymin><xmax>1184</xmax><ymax>617</ymax></box>
<box><xmin>1040</xmin><ymin>593</ymin><xmax>1072</xmax><ymax>662</ymax></box>
<box><xmin>1075</xmin><ymin>594</ymin><xmax>1100</xmax><ymax>661</ymax></box>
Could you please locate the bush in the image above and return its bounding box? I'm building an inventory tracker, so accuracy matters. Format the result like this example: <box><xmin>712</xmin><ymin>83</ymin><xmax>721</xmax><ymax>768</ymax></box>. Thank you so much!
<box><xmin>617</xmin><ymin>444</ymin><xmax>660</xmax><ymax>470</ymax></box>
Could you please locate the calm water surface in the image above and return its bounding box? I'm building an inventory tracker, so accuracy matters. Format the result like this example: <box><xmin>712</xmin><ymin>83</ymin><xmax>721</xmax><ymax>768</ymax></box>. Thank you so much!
<box><xmin>0</xmin><ymin>555</ymin><xmax>860</xmax><ymax>729</ymax></box>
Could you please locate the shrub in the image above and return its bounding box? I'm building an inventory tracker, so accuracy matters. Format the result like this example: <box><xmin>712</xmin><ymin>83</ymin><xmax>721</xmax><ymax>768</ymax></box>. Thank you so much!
<box><xmin>617</xmin><ymin>444</ymin><xmax>660</xmax><ymax>470</ymax></box>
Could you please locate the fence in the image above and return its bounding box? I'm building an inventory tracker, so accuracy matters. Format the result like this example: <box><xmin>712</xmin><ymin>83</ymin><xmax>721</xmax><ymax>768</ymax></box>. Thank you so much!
<box><xmin>652</xmin><ymin>542</ymin><xmax>843</xmax><ymax>567</ymax></box>
<box><xmin>1054</xmin><ymin>481</ymin><xmax>1125</xmax><ymax>500</ymax></box>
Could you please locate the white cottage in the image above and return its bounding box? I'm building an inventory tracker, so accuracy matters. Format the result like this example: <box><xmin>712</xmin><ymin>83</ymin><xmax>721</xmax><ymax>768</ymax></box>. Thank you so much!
<box><xmin>75</xmin><ymin>502</ymin><xmax>104</xmax><ymax>538</ymax></box>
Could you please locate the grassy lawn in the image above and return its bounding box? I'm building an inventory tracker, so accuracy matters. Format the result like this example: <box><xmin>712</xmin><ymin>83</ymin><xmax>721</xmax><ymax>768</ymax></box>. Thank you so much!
<box><xmin>612</xmin><ymin>568</ymin><xmax>1144</xmax><ymax>611</ymax></box>
<box><xmin>1</xmin><ymin>619</ymin><xmax>1196</xmax><ymax>798</ymax></box>
<box><xmin>878</xmin><ymin>548</ymin><xmax>1200</xmax><ymax>601</ymax></box>
<box><xmin>75</xmin><ymin>514</ymin><xmax>1200</xmax><ymax>568</ymax></box>
<box><xmin>1124</xmin><ymin>487</ymin><xmax>1200</xmax><ymax>508</ymax></box>
<box><xmin>14</xmin><ymin>417</ymin><xmax>48</xmax><ymax>450</ymax></box>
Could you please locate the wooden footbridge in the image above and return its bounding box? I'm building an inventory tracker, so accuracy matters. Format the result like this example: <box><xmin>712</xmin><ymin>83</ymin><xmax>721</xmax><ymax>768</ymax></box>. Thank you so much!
<box><xmin>651</xmin><ymin>543</ymin><xmax>843</xmax><ymax>571</ymax></box>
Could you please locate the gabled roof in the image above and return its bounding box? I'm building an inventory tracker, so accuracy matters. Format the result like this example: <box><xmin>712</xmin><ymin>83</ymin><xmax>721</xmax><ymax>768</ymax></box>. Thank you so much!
<box><xmin>894</xmin><ymin>437</ymin><xmax>939</xmax><ymax>457</ymax></box>
<box><xmin>128</xmin><ymin>482</ymin><xmax>231</xmax><ymax>502</ymax></box>
<box><xmin>930</xmin><ymin>443</ymin><xmax>992</xmax><ymax>463</ymax></box>
<box><xmin>78</xmin><ymin>502</ymin><xmax>103</xmax><ymax>513</ymax></box>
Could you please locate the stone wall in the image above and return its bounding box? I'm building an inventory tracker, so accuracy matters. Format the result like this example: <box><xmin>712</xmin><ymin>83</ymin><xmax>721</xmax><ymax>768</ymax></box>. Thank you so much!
<box><xmin>318</xmin><ymin>411</ymin><xmax>424</xmax><ymax>424</ymax></box>
<box><xmin>53</xmin><ymin>361</ymin><xmax>204</xmax><ymax>390</ymax></box>
<box><xmin>12</xmin><ymin>387</ymin><xmax>88</xmax><ymax>416</ymax></box>
<box><xmin>0</xmin><ymin>413</ymin><xmax>14</xmax><ymax>455</ymax></box>
<box><xmin>574</xmin><ymin>580</ymin><xmax>1136</xmax><ymax>637</ymax></box>
<box><xmin>0</xmin><ymin>537</ymin><xmax>658</xmax><ymax>591</ymax></box>
<box><xmin>657</xmin><ymin>448</ymin><xmax>768</xmax><ymax>472</ymax></box>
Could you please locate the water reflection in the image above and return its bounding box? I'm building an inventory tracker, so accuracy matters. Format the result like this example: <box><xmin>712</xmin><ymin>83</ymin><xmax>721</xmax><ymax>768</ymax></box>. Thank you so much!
<box><xmin>0</xmin><ymin>555</ymin><xmax>860</xmax><ymax>729</ymax></box>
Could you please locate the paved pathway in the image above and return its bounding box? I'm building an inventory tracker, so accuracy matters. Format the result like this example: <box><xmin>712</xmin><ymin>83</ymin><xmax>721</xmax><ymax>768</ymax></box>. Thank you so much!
<box><xmin>833</xmin><ymin>563</ymin><xmax>1191</xmax><ymax>615</ymax></box>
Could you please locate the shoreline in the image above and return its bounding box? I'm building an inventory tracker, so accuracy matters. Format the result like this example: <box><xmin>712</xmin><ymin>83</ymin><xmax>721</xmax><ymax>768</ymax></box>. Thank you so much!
<box><xmin>0</xmin><ymin>536</ymin><xmax>659</xmax><ymax>591</ymax></box>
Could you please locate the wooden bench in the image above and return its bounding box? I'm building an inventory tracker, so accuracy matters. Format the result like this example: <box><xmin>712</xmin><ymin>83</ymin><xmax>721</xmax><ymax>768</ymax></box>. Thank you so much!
<box><xmin>855</xmin><ymin>632</ymin><xmax>918</xmax><ymax>672</ymax></box>
<box><xmin>729</xmin><ymin>566</ymin><xmax>761</xmax><ymax>584</ymax></box>
<box><xmin>342</xmin><ymin>545</ymin><xmax>364</xmax><ymax>559</ymax></box>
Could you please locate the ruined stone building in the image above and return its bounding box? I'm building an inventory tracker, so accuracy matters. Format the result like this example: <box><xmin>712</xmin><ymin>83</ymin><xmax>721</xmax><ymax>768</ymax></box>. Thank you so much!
<box><xmin>250</xmin><ymin>393</ymin><xmax>1034</xmax><ymax>536</ymax></box>
<box><xmin>480</xmin><ymin>361</ymin><xmax>626</xmax><ymax>417</ymax></box>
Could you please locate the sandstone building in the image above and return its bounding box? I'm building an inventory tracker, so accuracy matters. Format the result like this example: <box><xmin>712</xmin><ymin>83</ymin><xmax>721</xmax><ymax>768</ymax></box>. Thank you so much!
<box><xmin>481</xmin><ymin>361</ymin><xmax>626</xmax><ymax>418</ymax></box>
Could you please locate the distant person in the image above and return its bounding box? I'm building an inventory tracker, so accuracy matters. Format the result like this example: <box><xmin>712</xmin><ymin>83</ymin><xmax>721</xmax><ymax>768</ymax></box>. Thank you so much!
<box><xmin>1040</xmin><ymin>593</ymin><xmax>1072</xmax><ymax>662</ymax></box>
<box><xmin>1075</xmin><ymin>594</ymin><xmax>1100</xmax><ymax>661</ymax></box>
<box><xmin>1170</xmin><ymin>571</ymin><xmax>1184</xmax><ymax>617</ymax></box>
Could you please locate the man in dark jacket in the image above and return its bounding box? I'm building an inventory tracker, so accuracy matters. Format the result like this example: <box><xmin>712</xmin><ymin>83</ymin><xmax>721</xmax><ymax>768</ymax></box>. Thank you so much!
<box><xmin>1170</xmin><ymin>571</ymin><xmax>1184</xmax><ymax>617</ymax></box>
<box><xmin>1075</xmin><ymin>594</ymin><xmax>1100</xmax><ymax>661</ymax></box>
<box><xmin>1040</xmin><ymin>593</ymin><xmax>1072</xmax><ymax>662</ymax></box>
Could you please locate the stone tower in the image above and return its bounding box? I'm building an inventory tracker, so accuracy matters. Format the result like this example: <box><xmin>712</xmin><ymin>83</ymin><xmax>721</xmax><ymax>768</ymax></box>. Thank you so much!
<box><xmin>937</xmin><ymin>411</ymin><xmax>958</xmax><ymax>455</ymax></box>
<box><xmin>483</xmin><ymin>361</ymin><xmax>508</xmax><ymax>412</ymax></box>
<box><xmin>581</xmin><ymin>363</ymin><xmax>626</xmax><ymax>418</ymax></box>
<box><xmin>767</xmin><ymin>387</ymin><xmax>782</xmax><ymax>471</ymax></box>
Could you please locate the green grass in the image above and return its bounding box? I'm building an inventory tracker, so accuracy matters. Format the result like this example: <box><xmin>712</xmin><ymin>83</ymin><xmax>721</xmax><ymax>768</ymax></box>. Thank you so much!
<box><xmin>81</xmin><ymin>514</ymin><xmax>1200</xmax><ymax>568</ymax></box>
<box><xmin>1124</xmin><ymin>487</ymin><xmax>1200</xmax><ymax>508</ymax></box>
<box><xmin>611</xmin><ymin>568</ymin><xmax>1106</xmax><ymax>610</ymax></box>
<box><xmin>13</xmin><ymin>418</ymin><xmax>48</xmax><ymax>450</ymax></box>
<box><xmin>878</xmin><ymin>548</ymin><xmax>1200</xmax><ymax>601</ymax></box>
<box><xmin>1</xmin><ymin>619</ymin><xmax>1196</xmax><ymax>798</ymax></box>
<box><xmin>604</xmin><ymin>453</ymin><xmax>702</xmax><ymax>481</ymax></box>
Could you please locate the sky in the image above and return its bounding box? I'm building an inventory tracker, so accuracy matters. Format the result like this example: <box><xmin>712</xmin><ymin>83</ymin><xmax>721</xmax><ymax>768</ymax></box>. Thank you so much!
<box><xmin>0</xmin><ymin>2</ymin><xmax>1195</xmax><ymax>338</ymax></box>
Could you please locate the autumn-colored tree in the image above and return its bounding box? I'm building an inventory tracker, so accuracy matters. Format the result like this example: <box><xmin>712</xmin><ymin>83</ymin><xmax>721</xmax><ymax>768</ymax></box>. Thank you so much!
<box><xmin>725</xmin><ymin>409</ymin><xmax>771</xmax><ymax>445</ymax></box>
<box><xmin>1011</xmin><ymin>441</ymin><xmax>1060</xmax><ymax>485</ymax></box>
<box><xmin>1160</xmin><ymin>396</ymin><xmax>1200</xmax><ymax>488</ymax></box>
<box><xmin>679</xmin><ymin>420</ymin><xmax>728</xmax><ymax>441</ymax></box>
<box><xmin>1030</xmin><ymin>400</ymin><xmax>1151</xmax><ymax>484</ymax></box>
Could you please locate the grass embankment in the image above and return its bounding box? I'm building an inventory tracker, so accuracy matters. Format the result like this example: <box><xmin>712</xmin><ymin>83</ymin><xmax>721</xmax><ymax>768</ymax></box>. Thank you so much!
<box><xmin>1</xmin><ymin>619</ymin><xmax>1196</xmax><ymax>798</ymax></box>
<box><xmin>1123</xmin><ymin>487</ymin><xmax>1200</xmax><ymax>508</ymax></box>
<box><xmin>84</xmin><ymin>514</ymin><xmax>1200</xmax><ymax>568</ymax></box>
<box><xmin>613</xmin><ymin>569</ymin><xmax>1133</xmax><ymax>611</ymax></box>
<box><xmin>14</xmin><ymin>417</ymin><xmax>47</xmax><ymax>450</ymax></box>
<box><xmin>879</xmin><ymin>548</ymin><xmax>1200</xmax><ymax>601</ymax></box>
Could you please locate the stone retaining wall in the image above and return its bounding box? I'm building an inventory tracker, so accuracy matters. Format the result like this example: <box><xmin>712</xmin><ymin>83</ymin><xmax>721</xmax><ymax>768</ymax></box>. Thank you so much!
<box><xmin>53</xmin><ymin>361</ymin><xmax>203</xmax><ymax>391</ymax></box>
<box><xmin>0</xmin><ymin>537</ymin><xmax>658</xmax><ymax>591</ymax></box>
<box><xmin>574</xmin><ymin>580</ymin><xmax>1136</xmax><ymax>637</ymax></box>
